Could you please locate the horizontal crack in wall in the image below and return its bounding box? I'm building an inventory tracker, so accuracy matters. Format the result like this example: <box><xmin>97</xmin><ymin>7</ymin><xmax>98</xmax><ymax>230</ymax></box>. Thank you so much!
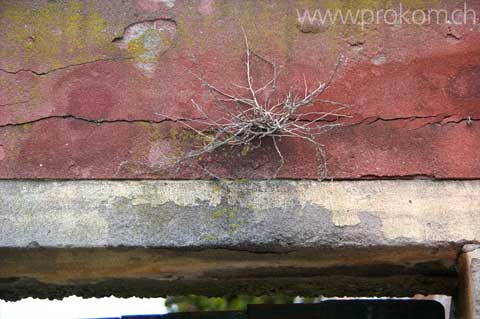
<box><xmin>349</xmin><ymin>114</ymin><xmax>480</xmax><ymax>129</ymax></box>
<box><xmin>1</xmin><ymin>113</ymin><xmax>477</xmax><ymax>129</ymax></box>
<box><xmin>0</xmin><ymin>57</ymin><xmax>133</xmax><ymax>76</ymax></box>
<box><xmin>0</xmin><ymin>115</ymin><xmax>203</xmax><ymax>128</ymax></box>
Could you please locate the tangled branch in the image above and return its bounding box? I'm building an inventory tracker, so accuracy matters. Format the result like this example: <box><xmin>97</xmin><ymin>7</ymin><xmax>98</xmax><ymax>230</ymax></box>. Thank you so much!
<box><xmin>159</xmin><ymin>31</ymin><xmax>351</xmax><ymax>179</ymax></box>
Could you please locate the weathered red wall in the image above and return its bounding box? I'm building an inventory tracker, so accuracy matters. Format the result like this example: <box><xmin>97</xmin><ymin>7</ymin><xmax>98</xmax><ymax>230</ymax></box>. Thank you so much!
<box><xmin>1</xmin><ymin>0</ymin><xmax>480</xmax><ymax>179</ymax></box>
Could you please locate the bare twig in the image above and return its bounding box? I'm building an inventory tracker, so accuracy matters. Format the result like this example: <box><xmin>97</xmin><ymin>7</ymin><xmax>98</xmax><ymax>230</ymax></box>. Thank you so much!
<box><xmin>166</xmin><ymin>30</ymin><xmax>350</xmax><ymax>179</ymax></box>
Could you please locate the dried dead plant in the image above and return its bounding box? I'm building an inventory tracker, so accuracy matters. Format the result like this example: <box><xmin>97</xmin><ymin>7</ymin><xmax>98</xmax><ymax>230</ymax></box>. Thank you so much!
<box><xmin>159</xmin><ymin>31</ymin><xmax>351</xmax><ymax>179</ymax></box>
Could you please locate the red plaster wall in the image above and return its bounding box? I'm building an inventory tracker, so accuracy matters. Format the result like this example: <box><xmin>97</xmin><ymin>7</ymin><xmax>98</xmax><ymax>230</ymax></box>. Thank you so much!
<box><xmin>1</xmin><ymin>0</ymin><xmax>480</xmax><ymax>179</ymax></box>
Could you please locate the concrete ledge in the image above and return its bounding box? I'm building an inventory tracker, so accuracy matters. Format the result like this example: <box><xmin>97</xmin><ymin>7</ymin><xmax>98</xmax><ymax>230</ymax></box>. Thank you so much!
<box><xmin>1</xmin><ymin>180</ymin><xmax>478</xmax><ymax>299</ymax></box>
<box><xmin>0</xmin><ymin>247</ymin><xmax>458</xmax><ymax>300</ymax></box>
<box><xmin>1</xmin><ymin>180</ymin><xmax>480</xmax><ymax>249</ymax></box>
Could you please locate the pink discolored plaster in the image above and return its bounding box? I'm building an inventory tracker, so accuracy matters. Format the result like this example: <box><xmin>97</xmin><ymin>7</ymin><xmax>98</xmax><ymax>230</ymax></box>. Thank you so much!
<box><xmin>1</xmin><ymin>0</ymin><xmax>480</xmax><ymax>179</ymax></box>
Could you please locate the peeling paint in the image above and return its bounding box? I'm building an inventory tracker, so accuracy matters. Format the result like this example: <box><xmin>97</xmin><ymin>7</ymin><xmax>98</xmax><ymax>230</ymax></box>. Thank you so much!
<box><xmin>128</xmin><ymin>182</ymin><xmax>222</xmax><ymax>208</ymax></box>
<box><xmin>2</xmin><ymin>180</ymin><xmax>478</xmax><ymax>246</ymax></box>
<box><xmin>0</xmin><ymin>181</ymin><xmax>480</xmax><ymax>247</ymax></box>
<box><xmin>372</xmin><ymin>54</ymin><xmax>387</xmax><ymax>65</ymax></box>
<box><xmin>298</xmin><ymin>181</ymin><xmax>480</xmax><ymax>241</ymax></box>
<box><xmin>114</xmin><ymin>19</ymin><xmax>176</xmax><ymax>74</ymax></box>
<box><xmin>331</xmin><ymin>211</ymin><xmax>362</xmax><ymax>227</ymax></box>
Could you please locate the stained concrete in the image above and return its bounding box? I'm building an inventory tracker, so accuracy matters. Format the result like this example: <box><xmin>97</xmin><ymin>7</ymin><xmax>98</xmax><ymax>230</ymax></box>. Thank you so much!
<box><xmin>0</xmin><ymin>180</ymin><xmax>477</xmax><ymax>300</ymax></box>
<box><xmin>0</xmin><ymin>247</ymin><xmax>458</xmax><ymax>301</ymax></box>
<box><xmin>1</xmin><ymin>180</ymin><xmax>480</xmax><ymax>249</ymax></box>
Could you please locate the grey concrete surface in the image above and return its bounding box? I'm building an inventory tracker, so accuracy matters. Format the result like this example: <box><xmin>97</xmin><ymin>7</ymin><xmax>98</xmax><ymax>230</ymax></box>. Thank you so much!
<box><xmin>1</xmin><ymin>180</ymin><xmax>480</xmax><ymax>249</ymax></box>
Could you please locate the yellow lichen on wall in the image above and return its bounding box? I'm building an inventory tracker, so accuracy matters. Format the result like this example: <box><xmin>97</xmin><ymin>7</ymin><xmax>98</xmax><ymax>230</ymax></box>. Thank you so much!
<box><xmin>0</xmin><ymin>1</ymin><xmax>113</xmax><ymax>70</ymax></box>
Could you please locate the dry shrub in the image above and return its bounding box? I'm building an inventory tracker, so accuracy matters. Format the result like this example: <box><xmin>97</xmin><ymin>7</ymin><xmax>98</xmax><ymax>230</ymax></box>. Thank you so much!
<box><xmin>159</xmin><ymin>30</ymin><xmax>351</xmax><ymax>179</ymax></box>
